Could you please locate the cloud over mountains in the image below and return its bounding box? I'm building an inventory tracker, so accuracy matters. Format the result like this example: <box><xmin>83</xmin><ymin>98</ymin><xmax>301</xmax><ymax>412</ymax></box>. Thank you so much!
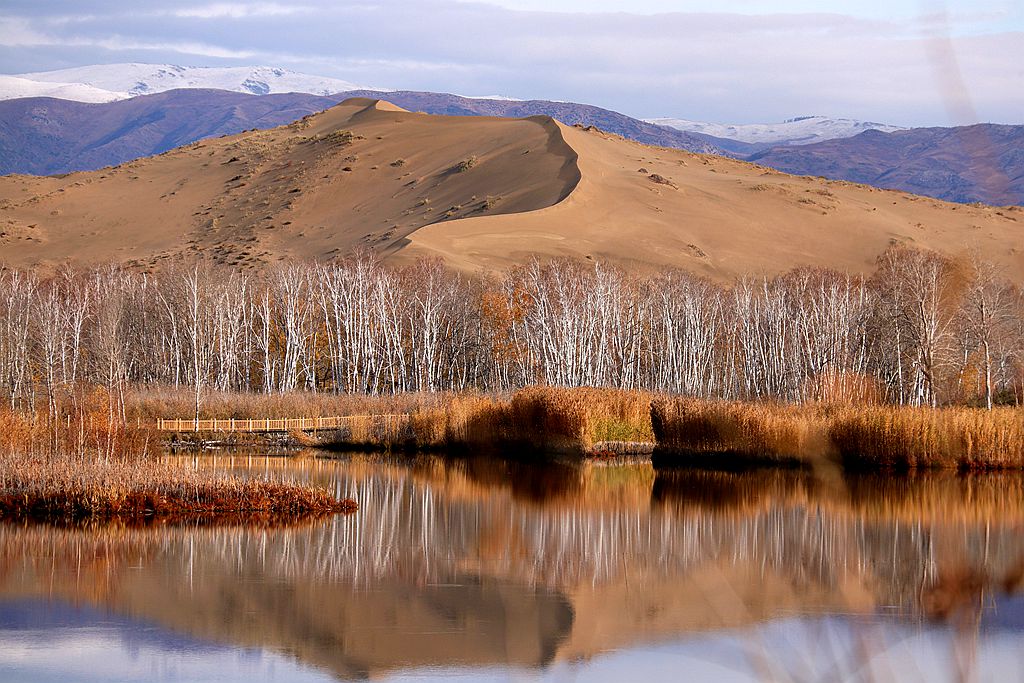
<box><xmin>0</xmin><ymin>1</ymin><xmax>1021</xmax><ymax>126</ymax></box>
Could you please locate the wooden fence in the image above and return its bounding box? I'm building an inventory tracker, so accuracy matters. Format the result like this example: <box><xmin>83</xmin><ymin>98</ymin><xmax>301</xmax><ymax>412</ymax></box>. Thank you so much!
<box><xmin>155</xmin><ymin>415</ymin><xmax>407</xmax><ymax>433</ymax></box>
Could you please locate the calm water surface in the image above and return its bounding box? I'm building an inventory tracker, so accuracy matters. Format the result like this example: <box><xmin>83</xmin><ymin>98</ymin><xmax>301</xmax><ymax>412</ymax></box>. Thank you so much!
<box><xmin>1</xmin><ymin>453</ymin><xmax>1023</xmax><ymax>682</ymax></box>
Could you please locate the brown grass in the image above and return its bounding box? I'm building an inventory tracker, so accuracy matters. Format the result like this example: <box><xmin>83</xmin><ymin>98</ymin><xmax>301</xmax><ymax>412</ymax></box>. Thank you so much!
<box><xmin>21</xmin><ymin>384</ymin><xmax>1021</xmax><ymax>472</ymax></box>
<box><xmin>0</xmin><ymin>452</ymin><xmax>355</xmax><ymax>524</ymax></box>
<box><xmin>502</xmin><ymin>387</ymin><xmax>654</xmax><ymax>453</ymax></box>
<box><xmin>129</xmin><ymin>386</ymin><xmax>438</xmax><ymax>422</ymax></box>
<box><xmin>651</xmin><ymin>397</ymin><xmax>830</xmax><ymax>466</ymax></box>
<box><xmin>652</xmin><ymin>397</ymin><xmax>1024</xmax><ymax>471</ymax></box>
<box><xmin>829</xmin><ymin>406</ymin><xmax>1024</xmax><ymax>470</ymax></box>
<box><xmin>310</xmin><ymin>387</ymin><xmax>655</xmax><ymax>455</ymax></box>
<box><xmin>0</xmin><ymin>388</ymin><xmax>154</xmax><ymax>459</ymax></box>
<box><xmin>0</xmin><ymin>390</ymin><xmax>357</xmax><ymax>524</ymax></box>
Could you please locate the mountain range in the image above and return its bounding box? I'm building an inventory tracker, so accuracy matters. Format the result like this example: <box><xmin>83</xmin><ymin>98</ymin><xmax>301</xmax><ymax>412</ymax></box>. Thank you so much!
<box><xmin>0</xmin><ymin>89</ymin><xmax>720</xmax><ymax>177</ymax></box>
<box><xmin>5</xmin><ymin>63</ymin><xmax>372</xmax><ymax>102</ymax></box>
<box><xmin>648</xmin><ymin>115</ymin><xmax>907</xmax><ymax>151</ymax></box>
<box><xmin>0</xmin><ymin>63</ymin><xmax>1021</xmax><ymax>206</ymax></box>
<box><xmin>748</xmin><ymin>125</ymin><xmax>1024</xmax><ymax>206</ymax></box>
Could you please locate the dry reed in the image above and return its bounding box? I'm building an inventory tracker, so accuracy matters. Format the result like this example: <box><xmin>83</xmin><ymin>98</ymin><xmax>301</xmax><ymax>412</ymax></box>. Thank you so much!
<box><xmin>652</xmin><ymin>397</ymin><xmax>1024</xmax><ymax>471</ymax></box>
<box><xmin>829</xmin><ymin>406</ymin><xmax>1024</xmax><ymax>470</ymax></box>
<box><xmin>129</xmin><ymin>386</ymin><xmax>439</xmax><ymax>422</ymax></box>
<box><xmin>312</xmin><ymin>387</ymin><xmax>655</xmax><ymax>455</ymax></box>
<box><xmin>651</xmin><ymin>397</ymin><xmax>830</xmax><ymax>466</ymax></box>
<box><xmin>0</xmin><ymin>452</ymin><xmax>355</xmax><ymax>524</ymax></box>
<box><xmin>500</xmin><ymin>387</ymin><xmax>654</xmax><ymax>453</ymax></box>
<box><xmin>0</xmin><ymin>391</ymin><xmax>357</xmax><ymax>523</ymax></box>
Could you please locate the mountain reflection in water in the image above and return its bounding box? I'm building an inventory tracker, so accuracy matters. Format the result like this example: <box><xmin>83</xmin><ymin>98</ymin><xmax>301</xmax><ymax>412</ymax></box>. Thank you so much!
<box><xmin>1</xmin><ymin>453</ymin><xmax>1023</xmax><ymax>682</ymax></box>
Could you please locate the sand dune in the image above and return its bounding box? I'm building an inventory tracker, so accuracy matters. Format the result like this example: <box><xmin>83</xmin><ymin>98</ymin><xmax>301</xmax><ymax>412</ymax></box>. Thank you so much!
<box><xmin>403</xmin><ymin>122</ymin><xmax>1024</xmax><ymax>280</ymax></box>
<box><xmin>1</xmin><ymin>98</ymin><xmax>1021</xmax><ymax>279</ymax></box>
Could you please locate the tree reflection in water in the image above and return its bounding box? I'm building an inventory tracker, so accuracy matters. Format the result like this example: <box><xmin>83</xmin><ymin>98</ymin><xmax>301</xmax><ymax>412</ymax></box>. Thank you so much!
<box><xmin>0</xmin><ymin>453</ymin><xmax>1022</xmax><ymax>681</ymax></box>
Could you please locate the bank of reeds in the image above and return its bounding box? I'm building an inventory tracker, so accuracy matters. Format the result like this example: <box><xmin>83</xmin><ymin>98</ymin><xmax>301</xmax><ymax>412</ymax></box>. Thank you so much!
<box><xmin>500</xmin><ymin>387</ymin><xmax>655</xmax><ymax>453</ymax></box>
<box><xmin>0</xmin><ymin>452</ymin><xmax>355</xmax><ymax>524</ymax></box>
<box><xmin>829</xmin><ymin>406</ymin><xmax>1024</xmax><ymax>470</ymax></box>
<box><xmin>651</xmin><ymin>398</ymin><xmax>831</xmax><ymax>467</ymax></box>
<box><xmin>129</xmin><ymin>386</ymin><xmax>444</xmax><ymax>422</ymax></box>
<box><xmin>42</xmin><ymin>384</ymin><xmax>1024</xmax><ymax>470</ymax></box>
<box><xmin>308</xmin><ymin>387</ymin><xmax>656</xmax><ymax>455</ymax></box>
<box><xmin>652</xmin><ymin>397</ymin><xmax>1024</xmax><ymax>471</ymax></box>
<box><xmin>0</xmin><ymin>391</ymin><xmax>357</xmax><ymax>523</ymax></box>
<box><xmin>0</xmin><ymin>391</ymin><xmax>154</xmax><ymax>459</ymax></box>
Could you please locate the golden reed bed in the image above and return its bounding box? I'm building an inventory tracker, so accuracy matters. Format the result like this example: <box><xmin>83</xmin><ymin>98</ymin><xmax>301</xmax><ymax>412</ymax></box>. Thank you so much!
<box><xmin>145</xmin><ymin>387</ymin><xmax>1024</xmax><ymax>469</ymax></box>
<box><xmin>0</xmin><ymin>452</ymin><xmax>355</xmax><ymax>524</ymax></box>
<box><xmin>652</xmin><ymin>397</ymin><xmax>1024</xmax><ymax>470</ymax></box>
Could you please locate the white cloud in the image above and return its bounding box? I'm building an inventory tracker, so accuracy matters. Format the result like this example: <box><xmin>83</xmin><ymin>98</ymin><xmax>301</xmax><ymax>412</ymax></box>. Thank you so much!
<box><xmin>162</xmin><ymin>3</ymin><xmax>314</xmax><ymax>19</ymax></box>
<box><xmin>0</xmin><ymin>16</ymin><xmax>53</xmax><ymax>45</ymax></box>
<box><xmin>0</xmin><ymin>0</ymin><xmax>1020</xmax><ymax>126</ymax></box>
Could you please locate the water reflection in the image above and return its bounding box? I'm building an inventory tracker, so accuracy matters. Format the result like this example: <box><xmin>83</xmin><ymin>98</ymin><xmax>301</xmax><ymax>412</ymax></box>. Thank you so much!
<box><xmin>1</xmin><ymin>453</ymin><xmax>1023</xmax><ymax>681</ymax></box>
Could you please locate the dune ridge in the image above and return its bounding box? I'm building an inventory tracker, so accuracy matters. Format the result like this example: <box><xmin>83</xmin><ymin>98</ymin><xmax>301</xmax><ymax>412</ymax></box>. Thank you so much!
<box><xmin>0</xmin><ymin>98</ymin><xmax>1021</xmax><ymax>280</ymax></box>
<box><xmin>405</xmin><ymin>122</ymin><xmax>1024</xmax><ymax>281</ymax></box>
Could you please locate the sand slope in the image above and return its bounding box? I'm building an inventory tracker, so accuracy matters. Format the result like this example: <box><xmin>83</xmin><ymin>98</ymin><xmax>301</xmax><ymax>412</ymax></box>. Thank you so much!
<box><xmin>0</xmin><ymin>98</ymin><xmax>577</xmax><ymax>271</ymax></box>
<box><xmin>1</xmin><ymin>98</ymin><xmax>1021</xmax><ymax>279</ymax></box>
<box><xmin>403</xmin><ymin>122</ymin><xmax>1024</xmax><ymax>280</ymax></box>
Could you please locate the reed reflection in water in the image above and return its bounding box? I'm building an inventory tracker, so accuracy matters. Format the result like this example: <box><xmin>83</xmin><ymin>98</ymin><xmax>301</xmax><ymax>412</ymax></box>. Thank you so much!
<box><xmin>0</xmin><ymin>452</ymin><xmax>1022</xmax><ymax>681</ymax></box>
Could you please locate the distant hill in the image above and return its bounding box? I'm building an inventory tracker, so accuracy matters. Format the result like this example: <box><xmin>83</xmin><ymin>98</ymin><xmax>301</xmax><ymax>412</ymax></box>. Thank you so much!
<box><xmin>2</xmin><ymin>84</ymin><xmax>1021</xmax><ymax>207</ymax></box>
<box><xmin>0</xmin><ymin>90</ymin><xmax>339</xmax><ymax>176</ymax></box>
<box><xmin>648</xmin><ymin>115</ymin><xmax>905</xmax><ymax>148</ymax></box>
<box><xmin>749</xmin><ymin>124</ymin><xmax>1024</xmax><ymax>206</ymax></box>
<box><xmin>0</xmin><ymin>89</ymin><xmax>720</xmax><ymax>176</ymax></box>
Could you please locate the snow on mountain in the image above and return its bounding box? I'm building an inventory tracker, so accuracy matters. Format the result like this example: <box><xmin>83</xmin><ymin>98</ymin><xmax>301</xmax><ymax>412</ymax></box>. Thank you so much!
<box><xmin>0</xmin><ymin>75</ymin><xmax>126</xmax><ymax>103</ymax></box>
<box><xmin>645</xmin><ymin>115</ymin><xmax>906</xmax><ymax>146</ymax></box>
<box><xmin>9</xmin><ymin>63</ymin><xmax>379</xmax><ymax>101</ymax></box>
<box><xmin>458</xmin><ymin>94</ymin><xmax>524</xmax><ymax>101</ymax></box>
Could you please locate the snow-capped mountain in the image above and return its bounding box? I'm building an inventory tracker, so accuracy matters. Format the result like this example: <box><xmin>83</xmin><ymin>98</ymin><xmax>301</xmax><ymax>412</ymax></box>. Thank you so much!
<box><xmin>4</xmin><ymin>63</ymin><xmax>379</xmax><ymax>102</ymax></box>
<box><xmin>0</xmin><ymin>74</ymin><xmax>126</xmax><ymax>103</ymax></box>
<box><xmin>645</xmin><ymin>115</ymin><xmax>906</xmax><ymax>146</ymax></box>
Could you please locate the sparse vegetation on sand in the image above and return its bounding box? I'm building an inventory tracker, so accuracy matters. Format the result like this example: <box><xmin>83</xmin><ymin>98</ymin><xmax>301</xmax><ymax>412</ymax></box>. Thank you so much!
<box><xmin>315</xmin><ymin>129</ymin><xmax>361</xmax><ymax>146</ymax></box>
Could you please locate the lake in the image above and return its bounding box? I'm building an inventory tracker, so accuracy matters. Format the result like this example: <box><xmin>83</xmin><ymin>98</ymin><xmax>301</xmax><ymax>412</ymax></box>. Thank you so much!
<box><xmin>1</xmin><ymin>452</ymin><xmax>1022</xmax><ymax>682</ymax></box>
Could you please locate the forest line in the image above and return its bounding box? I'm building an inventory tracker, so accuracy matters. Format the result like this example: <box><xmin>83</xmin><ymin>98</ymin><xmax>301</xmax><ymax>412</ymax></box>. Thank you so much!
<box><xmin>0</xmin><ymin>244</ymin><xmax>1021</xmax><ymax>425</ymax></box>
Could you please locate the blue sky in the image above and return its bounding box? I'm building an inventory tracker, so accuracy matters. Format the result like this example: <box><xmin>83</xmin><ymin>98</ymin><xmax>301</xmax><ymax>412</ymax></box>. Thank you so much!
<box><xmin>1</xmin><ymin>1</ymin><xmax>1021</xmax><ymax>126</ymax></box>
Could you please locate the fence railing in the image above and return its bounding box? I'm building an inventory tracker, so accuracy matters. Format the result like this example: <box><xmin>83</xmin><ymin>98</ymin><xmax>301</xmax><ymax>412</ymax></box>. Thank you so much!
<box><xmin>155</xmin><ymin>415</ymin><xmax>407</xmax><ymax>433</ymax></box>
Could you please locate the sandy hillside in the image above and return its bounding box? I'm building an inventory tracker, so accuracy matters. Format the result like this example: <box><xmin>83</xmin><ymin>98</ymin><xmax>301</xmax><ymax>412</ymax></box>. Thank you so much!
<box><xmin>1</xmin><ymin>97</ymin><xmax>1021</xmax><ymax>280</ymax></box>
<box><xmin>401</xmin><ymin>122</ymin><xmax>1024</xmax><ymax>280</ymax></box>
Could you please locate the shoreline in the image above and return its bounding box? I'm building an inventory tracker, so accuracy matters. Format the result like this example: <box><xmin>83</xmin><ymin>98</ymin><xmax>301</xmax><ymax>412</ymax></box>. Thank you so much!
<box><xmin>155</xmin><ymin>388</ymin><xmax>1024</xmax><ymax>472</ymax></box>
<box><xmin>3</xmin><ymin>386</ymin><xmax>1024</xmax><ymax>528</ymax></box>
